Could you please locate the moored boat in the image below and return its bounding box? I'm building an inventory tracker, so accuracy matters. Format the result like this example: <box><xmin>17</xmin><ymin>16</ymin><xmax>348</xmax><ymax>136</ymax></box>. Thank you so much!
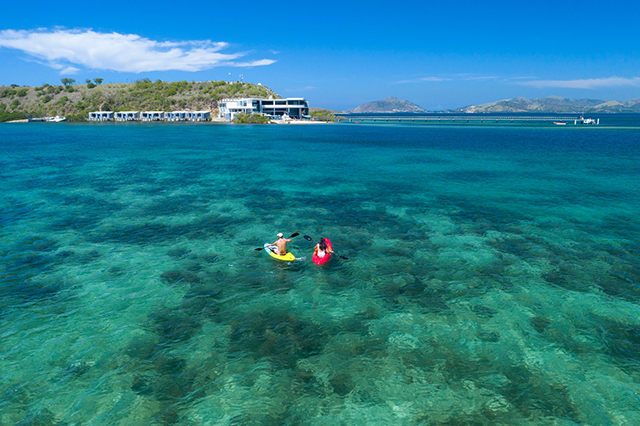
<box><xmin>579</xmin><ymin>116</ymin><xmax>598</xmax><ymax>125</ymax></box>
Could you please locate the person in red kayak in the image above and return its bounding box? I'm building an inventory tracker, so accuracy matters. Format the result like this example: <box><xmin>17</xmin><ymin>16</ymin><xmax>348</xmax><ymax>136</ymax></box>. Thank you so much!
<box><xmin>314</xmin><ymin>238</ymin><xmax>333</xmax><ymax>259</ymax></box>
<box><xmin>270</xmin><ymin>232</ymin><xmax>291</xmax><ymax>255</ymax></box>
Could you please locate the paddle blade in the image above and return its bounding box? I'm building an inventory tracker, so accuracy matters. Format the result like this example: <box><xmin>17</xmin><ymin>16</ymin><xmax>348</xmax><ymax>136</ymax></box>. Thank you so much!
<box><xmin>290</xmin><ymin>232</ymin><xmax>300</xmax><ymax>238</ymax></box>
<box><xmin>254</xmin><ymin>248</ymin><xmax>264</xmax><ymax>251</ymax></box>
<box><xmin>303</xmin><ymin>235</ymin><xmax>313</xmax><ymax>242</ymax></box>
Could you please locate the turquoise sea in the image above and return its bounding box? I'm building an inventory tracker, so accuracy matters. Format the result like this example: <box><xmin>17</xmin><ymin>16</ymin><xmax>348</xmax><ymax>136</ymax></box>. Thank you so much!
<box><xmin>1</xmin><ymin>118</ymin><xmax>639</xmax><ymax>425</ymax></box>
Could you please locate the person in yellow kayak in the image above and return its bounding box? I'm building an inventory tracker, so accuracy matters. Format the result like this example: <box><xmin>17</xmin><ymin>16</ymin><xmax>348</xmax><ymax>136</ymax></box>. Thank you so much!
<box><xmin>270</xmin><ymin>232</ymin><xmax>292</xmax><ymax>255</ymax></box>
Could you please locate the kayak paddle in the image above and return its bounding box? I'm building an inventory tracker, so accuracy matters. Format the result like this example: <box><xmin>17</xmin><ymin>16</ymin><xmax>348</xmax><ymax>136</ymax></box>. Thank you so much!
<box><xmin>303</xmin><ymin>235</ymin><xmax>349</xmax><ymax>259</ymax></box>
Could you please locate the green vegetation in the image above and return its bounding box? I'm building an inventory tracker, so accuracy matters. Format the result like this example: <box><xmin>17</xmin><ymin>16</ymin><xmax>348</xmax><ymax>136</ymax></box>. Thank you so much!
<box><xmin>312</xmin><ymin>110</ymin><xmax>336</xmax><ymax>121</ymax></box>
<box><xmin>1</xmin><ymin>88</ymin><xmax>17</xmax><ymax>98</ymax></box>
<box><xmin>0</xmin><ymin>79</ymin><xmax>280</xmax><ymax>122</ymax></box>
<box><xmin>232</xmin><ymin>113</ymin><xmax>271</xmax><ymax>124</ymax></box>
<box><xmin>0</xmin><ymin>103</ymin><xmax>26</xmax><ymax>122</ymax></box>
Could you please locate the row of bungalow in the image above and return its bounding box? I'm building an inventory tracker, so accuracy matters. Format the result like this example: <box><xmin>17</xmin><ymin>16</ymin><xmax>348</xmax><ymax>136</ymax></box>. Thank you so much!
<box><xmin>88</xmin><ymin>111</ymin><xmax>211</xmax><ymax>122</ymax></box>
<box><xmin>88</xmin><ymin>97</ymin><xmax>310</xmax><ymax>122</ymax></box>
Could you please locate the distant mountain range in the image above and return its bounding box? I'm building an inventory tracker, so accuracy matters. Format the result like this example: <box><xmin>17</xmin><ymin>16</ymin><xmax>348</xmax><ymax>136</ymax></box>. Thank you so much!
<box><xmin>343</xmin><ymin>96</ymin><xmax>427</xmax><ymax>113</ymax></box>
<box><xmin>342</xmin><ymin>96</ymin><xmax>640</xmax><ymax>114</ymax></box>
<box><xmin>455</xmin><ymin>96</ymin><xmax>640</xmax><ymax>113</ymax></box>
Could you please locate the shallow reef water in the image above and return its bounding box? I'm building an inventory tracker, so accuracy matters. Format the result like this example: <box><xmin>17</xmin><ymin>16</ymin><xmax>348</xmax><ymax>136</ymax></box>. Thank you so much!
<box><xmin>0</xmin><ymin>121</ymin><xmax>639</xmax><ymax>424</ymax></box>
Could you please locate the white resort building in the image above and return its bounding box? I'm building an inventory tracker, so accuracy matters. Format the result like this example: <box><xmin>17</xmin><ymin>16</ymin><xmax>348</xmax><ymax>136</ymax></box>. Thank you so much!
<box><xmin>88</xmin><ymin>110</ymin><xmax>211</xmax><ymax>122</ymax></box>
<box><xmin>115</xmin><ymin>111</ymin><xmax>140</xmax><ymax>121</ymax></box>
<box><xmin>140</xmin><ymin>111</ymin><xmax>164</xmax><ymax>121</ymax></box>
<box><xmin>218</xmin><ymin>98</ymin><xmax>309</xmax><ymax>120</ymax></box>
<box><xmin>189</xmin><ymin>111</ymin><xmax>211</xmax><ymax>121</ymax></box>
<box><xmin>88</xmin><ymin>111</ymin><xmax>114</xmax><ymax>121</ymax></box>
<box><xmin>165</xmin><ymin>111</ymin><xmax>189</xmax><ymax>121</ymax></box>
<box><xmin>163</xmin><ymin>111</ymin><xmax>210</xmax><ymax>121</ymax></box>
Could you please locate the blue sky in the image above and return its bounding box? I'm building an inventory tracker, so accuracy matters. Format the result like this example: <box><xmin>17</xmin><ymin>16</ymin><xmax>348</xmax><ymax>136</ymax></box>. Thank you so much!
<box><xmin>1</xmin><ymin>0</ymin><xmax>639</xmax><ymax>111</ymax></box>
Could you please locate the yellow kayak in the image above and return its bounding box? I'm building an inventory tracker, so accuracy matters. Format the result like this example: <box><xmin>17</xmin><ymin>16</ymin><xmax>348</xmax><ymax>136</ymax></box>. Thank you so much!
<box><xmin>264</xmin><ymin>243</ymin><xmax>295</xmax><ymax>261</ymax></box>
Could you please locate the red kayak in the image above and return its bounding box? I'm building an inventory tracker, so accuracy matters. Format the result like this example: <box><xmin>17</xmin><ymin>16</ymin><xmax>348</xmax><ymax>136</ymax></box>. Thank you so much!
<box><xmin>312</xmin><ymin>238</ymin><xmax>333</xmax><ymax>265</ymax></box>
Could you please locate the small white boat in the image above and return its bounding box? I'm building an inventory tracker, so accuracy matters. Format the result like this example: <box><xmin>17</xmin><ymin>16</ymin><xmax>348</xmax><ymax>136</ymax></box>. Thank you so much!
<box><xmin>553</xmin><ymin>122</ymin><xmax>567</xmax><ymax>126</ymax></box>
<box><xmin>47</xmin><ymin>115</ymin><xmax>67</xmax><ymax>122</ymax></box>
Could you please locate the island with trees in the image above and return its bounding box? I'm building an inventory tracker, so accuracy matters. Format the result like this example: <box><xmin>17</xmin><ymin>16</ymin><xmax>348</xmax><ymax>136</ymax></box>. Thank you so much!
<box><xmin>0</xmin><ymin>78</ymin><xmax>280</xmax><ymax>122</ymax></box>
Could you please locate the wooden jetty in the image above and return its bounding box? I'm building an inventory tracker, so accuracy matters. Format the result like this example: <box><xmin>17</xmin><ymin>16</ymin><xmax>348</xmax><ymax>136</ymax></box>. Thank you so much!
<box><xmin>338</xmin><ymin>115</ymin><xmax>599</xmax><ymax>125</ymax></box>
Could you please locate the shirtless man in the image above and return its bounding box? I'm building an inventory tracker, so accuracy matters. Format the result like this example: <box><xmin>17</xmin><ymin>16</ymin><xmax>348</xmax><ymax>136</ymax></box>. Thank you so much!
<box><xmin>270</xmin><ymin>232</ymin><xmax>291</xmax><ymax>255</ymax></box>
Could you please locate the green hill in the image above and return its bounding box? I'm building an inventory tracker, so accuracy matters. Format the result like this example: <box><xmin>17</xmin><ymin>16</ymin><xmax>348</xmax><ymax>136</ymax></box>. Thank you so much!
<box><xmin>0</xmin><ymin>79</ymin><xmax>280</xmax><ymax>122</ymax></box>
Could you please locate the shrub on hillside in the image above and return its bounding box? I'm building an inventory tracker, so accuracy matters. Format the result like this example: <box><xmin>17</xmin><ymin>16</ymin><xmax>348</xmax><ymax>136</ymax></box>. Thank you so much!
<box><xmin>313</xmin><ymin>110</ymin><xmax>336</xmax><ymax>122</ymax></box>
<box><xmin>0</xmin><ymin>110</ymin><xmax>26</xmax><ymax>122</ymax></box>
<box><xmin>232</xmin><ymin>113</ymin><xmax>271</xmax><ymax>124</ymax></box>
<box><xmin>1</xmin><ymin>88</ymin><xmax>17</xmax><ymax>98</ymax></box>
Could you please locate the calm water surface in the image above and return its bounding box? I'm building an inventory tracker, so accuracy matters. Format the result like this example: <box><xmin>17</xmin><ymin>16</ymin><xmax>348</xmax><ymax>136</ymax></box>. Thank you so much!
<box><xmin>1</xmin><ymin>121</ymin><xmax>639</xmax><ymax>424</ymax></box>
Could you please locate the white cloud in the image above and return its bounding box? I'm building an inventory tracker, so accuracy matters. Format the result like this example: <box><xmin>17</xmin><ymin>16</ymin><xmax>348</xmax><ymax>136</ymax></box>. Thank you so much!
<box><xmin>420</xmin><ymin>77</ymin><xmax>450</xmax><ymax>82</ymax></box>
<box><xmin>519</xmin><ymin>77</ymin><xmax>640</xmax><ymax>89</ymax></box>
<box><xmin>221</xmin><ymin>59</ymin><xmax>277</xmax><ymax>67</ymax></box>
<box><xmin>284</xmin><ymin>86</ymin><xmax>314</xmax><ymax>92</ymax></box>
<box><xmin>461</xmin><ymin>75</ymin><xmax>499</xmax><ymax>81</ymax></box>
<box><xmin>394</xmin><ymin>74</ymin><xmax>640</xmax><ymax>89</ymax></box>
<box><xmin>394</xmin><ymin>74</ymin><xmax>500</xmax><ymax>84</ymax></box>
<box><xmin>0</xmin><ymin>28</ymin><xmax>276</xmax><ymax>73</ymax></box>
<box><xmin>394</xmin><ymin>76</ymin><xmax>451</xmax><ymax>84</ymax></box>
<box><xmin>60</xmin><ymin>66</ymin><xmax>80</xmax><ymax>74</ymax></box>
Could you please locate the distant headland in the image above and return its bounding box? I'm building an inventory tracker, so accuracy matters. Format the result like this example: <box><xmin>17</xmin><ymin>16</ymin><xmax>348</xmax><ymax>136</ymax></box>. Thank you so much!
<box><xmin>343</xmin><ymin>97</ymin><xmax>427</xmax><ymax>114</ymax></box>
<box><xmin>343</xmin><ymin>95</ymin><xmax>640</xmax><ymax>114</ymax></box>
